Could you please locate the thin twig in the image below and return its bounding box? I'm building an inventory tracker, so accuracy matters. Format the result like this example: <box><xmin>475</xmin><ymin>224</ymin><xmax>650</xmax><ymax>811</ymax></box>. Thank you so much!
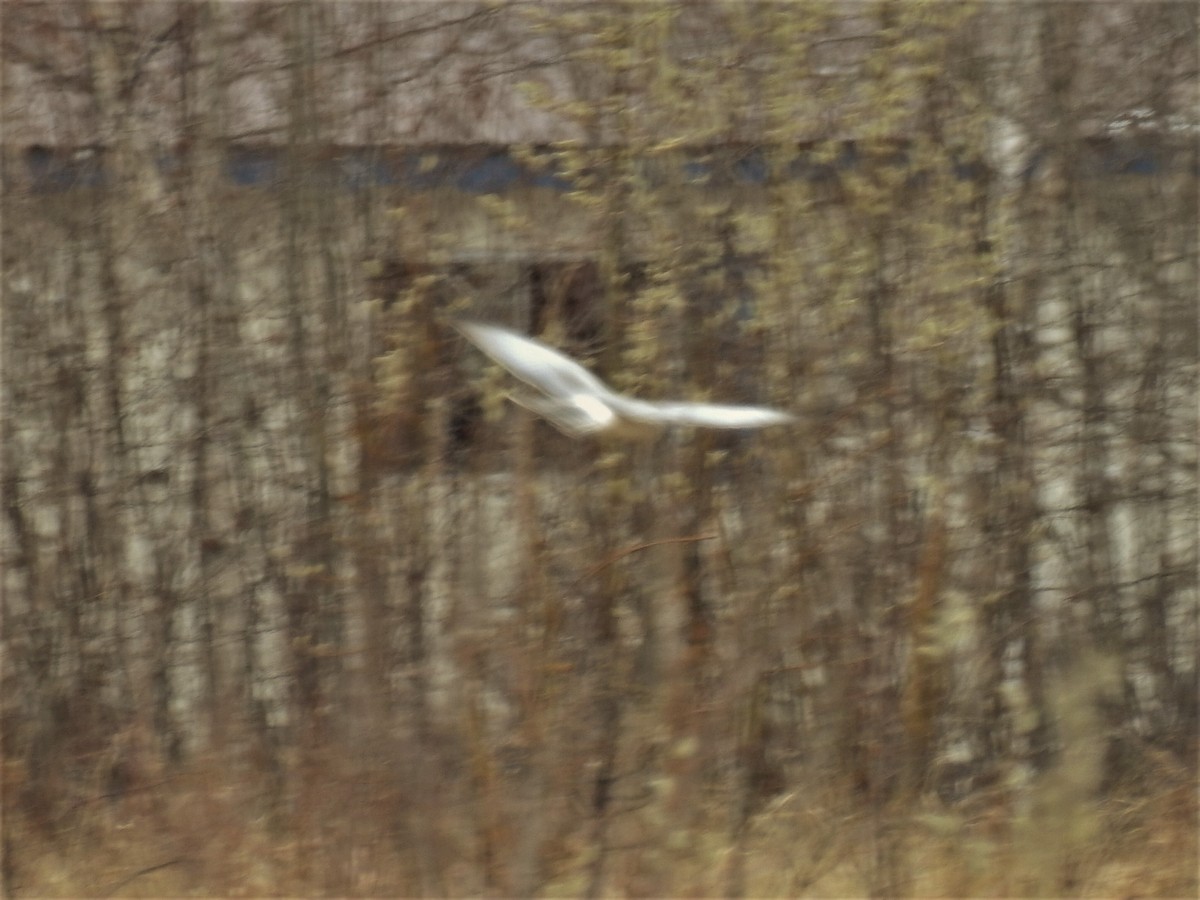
<box><xmin>101</xmin><ymin>858</ymin><xmax>187</xmax><ymax>896</ymax></box>
<box><xmin>573</xmin><ymin>533</ymin><xmax>717</xmax><ymax>591</ymax></box>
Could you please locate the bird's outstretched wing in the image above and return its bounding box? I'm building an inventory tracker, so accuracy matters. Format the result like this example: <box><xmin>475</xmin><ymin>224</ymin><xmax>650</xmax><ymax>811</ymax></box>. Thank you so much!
<box><xmin>629</xmin><ymin>400</ymin><xmax>797</xmax><ymax>430</ymax></box>
<box><xmin>453</xmin><ymin>320</ymin><xmax>612</xmax><ymax>400</ymax></box>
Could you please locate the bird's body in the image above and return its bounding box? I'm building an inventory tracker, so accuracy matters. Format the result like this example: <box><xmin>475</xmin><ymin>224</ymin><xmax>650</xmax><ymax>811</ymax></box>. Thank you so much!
<box><xmin>453</xmin><ymin>319</ymin><xmax>794</xmax><ymax>439</ymax></box>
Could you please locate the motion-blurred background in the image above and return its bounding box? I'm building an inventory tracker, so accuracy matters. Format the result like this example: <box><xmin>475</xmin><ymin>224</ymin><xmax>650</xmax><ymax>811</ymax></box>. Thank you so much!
<box><xmin>2</xmin><ymin>2</ymin><xmax>1196</xmax><ymax>895</ymax></box>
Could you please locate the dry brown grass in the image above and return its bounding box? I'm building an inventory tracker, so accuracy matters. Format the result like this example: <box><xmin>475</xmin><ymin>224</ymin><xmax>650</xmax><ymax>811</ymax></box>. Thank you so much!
<box><xmin>6</xmin><ymin>739</ymin><xmax>1195</xmax><ymax>898</ymax></box>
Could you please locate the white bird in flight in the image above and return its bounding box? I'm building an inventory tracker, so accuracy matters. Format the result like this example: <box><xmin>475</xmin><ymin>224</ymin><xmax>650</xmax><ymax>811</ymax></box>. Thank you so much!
<box><xmin>454</xmin><ymin>319</ymin><xmax>795</xmax><ymax>439</ymax></box>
